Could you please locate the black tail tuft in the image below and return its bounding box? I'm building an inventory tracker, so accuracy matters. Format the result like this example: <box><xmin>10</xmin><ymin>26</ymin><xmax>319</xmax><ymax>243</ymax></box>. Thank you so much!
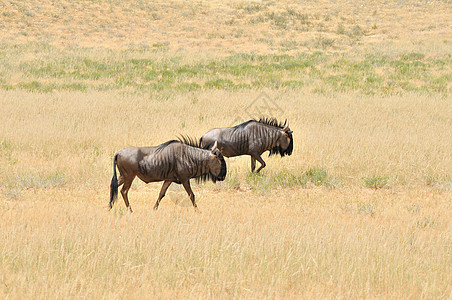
<box><xmin>109</xmin><ymin>154</ymin><xmax>119</xmax><ymax>209</ymax></box>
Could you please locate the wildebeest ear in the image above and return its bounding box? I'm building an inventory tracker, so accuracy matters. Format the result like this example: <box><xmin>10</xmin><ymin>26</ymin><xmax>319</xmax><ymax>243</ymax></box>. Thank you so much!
<box><xmin>282</xmin><ymin>120</ymin><xmax>289</xmax><ymax>131</ymax></box>
<box><xmin>210</xmin><ymin>141</ymin><xmax>219</xmax><ymax>153</ymax></box>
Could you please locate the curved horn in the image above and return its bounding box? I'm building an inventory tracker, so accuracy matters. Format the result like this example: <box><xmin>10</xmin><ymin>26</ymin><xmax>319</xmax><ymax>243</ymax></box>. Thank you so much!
<box><xmin>282</xmin><ymin>120</ymin><xmax>289</xmax><ymax>131</ymax></box>
<box><xmin>210</xmin><ymin>141</ymin><xmax>219</xmax><ymax>153</ymax></box>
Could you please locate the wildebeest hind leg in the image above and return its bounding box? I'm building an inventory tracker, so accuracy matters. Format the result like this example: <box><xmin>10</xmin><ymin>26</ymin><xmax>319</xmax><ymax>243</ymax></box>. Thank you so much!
<box><xmin>154</xmin><ymin>180</ymin><xmax>172</xmax><ymax>210</ymax></box>
<box><xmin>120</xmin><ymin>176</ymin><xmax>135</xmax><ymax>213</ymax></box>
<box><xmin>182</xmin><ymin>181</ymin><xmax>199</xmax><ymax>212</ymax></box>
<box><xmin>250</xmin><ymin>157</ymin><xmax>256</xmax><ymax>172</ymax></box>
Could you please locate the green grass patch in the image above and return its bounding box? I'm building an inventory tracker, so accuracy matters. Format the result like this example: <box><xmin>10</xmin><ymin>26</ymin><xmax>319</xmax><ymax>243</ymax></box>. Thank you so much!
<box><xmin>304</xmin><ymin>167</ymin><xmax>328</xmax><ymax>186</ymax></box>
<box><xmin>204</xmin><ymin>78</ymin><xmax>236</xmax><ymax>89</ymax></box>
<box><xmin>0</xmin><ymin>42</ymin><xmax>450</xmax><ymax>95</ymax></box>
<box><xmin>303</xmin><ymin>167</ymin><xmax>340</xmax><ymax>187</ymax></box>
<box><xmin>246</xmin><ymin>170</ymin><xmax>307</xmax><ymax>193</ymax></box>
<box><xmin>245</xmin><ymin>167</ymin><xmax>341</xmax><ymax>193</ymax></box>
<box><xmin>17</xmin><ymin>81</ymin><xmax>88</xmax><ymax>92</ymax></box>
<box><xmin>363</xmin><ymin>176</ymin><xmax>389</xmax><ymax>189</ymax></box>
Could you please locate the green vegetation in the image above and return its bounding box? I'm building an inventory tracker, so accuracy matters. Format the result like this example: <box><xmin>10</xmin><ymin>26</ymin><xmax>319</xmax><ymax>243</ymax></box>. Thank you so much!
<box><xmin>245</xmin><ymin>167</ymin><xmax>341</xmax><ymax>193</ymax></box>
<box><xmin>246</xmin><ymin>171</ymin><xmax>307</xmax><ymax>193</ymax></box>
<box><xmin>0</xmin><ymin>43</ymin><xmax>450</xmax><ymax>95</ymax></box>
<box><xmin>304</xmin><ymin>167</ymin><xmax>329</xmax><ymax>186</ymax></box>
<box><xmin>363</xmin><ymin>175</ymin><xmax>389</xmax><ymax>189</ymax></box>
<box><xmin>304</xmin><ymin>167</ymin><xmax>341</xmax><ymax>187</ymax></box>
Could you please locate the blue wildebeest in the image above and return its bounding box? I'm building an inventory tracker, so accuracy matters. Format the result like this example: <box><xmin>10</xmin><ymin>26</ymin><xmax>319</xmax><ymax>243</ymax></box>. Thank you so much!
<box><xmin>109</xmin><ymin>137</ymin><xmax>226</xmax><ymax>212</ymax></box>
<box><xmin>200</xmin><ymin>118</ymin><xmax>293</xmax><ymax>173</ymax></box>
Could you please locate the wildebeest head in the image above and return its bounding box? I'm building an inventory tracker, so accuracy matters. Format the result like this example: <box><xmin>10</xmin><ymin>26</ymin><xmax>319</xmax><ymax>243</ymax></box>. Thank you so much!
<box><xmin>206</xmin><ymin>141</ymin><xmax>227</xmax><ymax>182</ymax></box>
<box><xmin>269</xmin><ymin>119</ymin><xmax>293</xmax><ymax>157</ymax></box>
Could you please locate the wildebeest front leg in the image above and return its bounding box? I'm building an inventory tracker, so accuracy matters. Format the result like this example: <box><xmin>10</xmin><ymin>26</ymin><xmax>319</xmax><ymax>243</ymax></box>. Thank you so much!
<box><xmin>182</xmin><ymin>180</ymin><xmax>199</xmax><ymax>212</ymax></box>
<box><xmin>153</xmin><ymin>180</ymin><xmax>172</xmax><ymax>210</ymax></box>
<box><xmin>251</xmin><ymin>156</ymin><xmax>256</xmax><ymax>172</ymax></box>
<box><xmin>252</xmin><ymin>154</ymin><xmax>266</xmax><ymax>173</ymax></box>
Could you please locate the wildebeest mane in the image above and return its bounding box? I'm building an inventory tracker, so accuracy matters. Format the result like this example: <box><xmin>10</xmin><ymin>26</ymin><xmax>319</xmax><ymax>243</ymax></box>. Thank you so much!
<box><xmin>231</xmin><ymin>117</ymin><xmax>285</xmax><ymax>131</ymax></box>
<box><xmin>177</xmin><ymin>135</ymin><xmax>205</xmax><ymax>149</ymax></box>
<box><xmin>155</xmin><ymin>139</ymin><xmax>179</xmax><ymax>153</ymax></box>
<box><xmin>256</xmin><ymin>117</ymin><xmax>286</xmax><ymax>129</ymax></box>
<box><xmin>155</xmin><ymin>136</ymin><xmax>205</xmax><ymax>152</ymax></box>
<box><xmin>232</xmin><ymin>120</ymin><xmax>254</xmax><ymax>132</ymax></box>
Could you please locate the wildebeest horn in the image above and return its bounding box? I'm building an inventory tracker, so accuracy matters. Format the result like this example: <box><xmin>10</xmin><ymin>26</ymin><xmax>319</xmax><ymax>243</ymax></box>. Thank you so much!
<box><xmin>210</xmin><ymin>141</ymin><xmax>219</xmax><ymax>153</ymax></box>
<box><xmin>283</xmin><ymin>120</ymin><xmax>289</xmax><ymax>131</ymax></box>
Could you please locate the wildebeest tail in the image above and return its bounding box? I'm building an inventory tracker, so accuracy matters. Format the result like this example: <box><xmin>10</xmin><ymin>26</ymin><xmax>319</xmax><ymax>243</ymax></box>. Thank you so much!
<box><xmin>109</xmin><ymin>154</ymin><xmax>119</xmax><ymax>208</ymax></box>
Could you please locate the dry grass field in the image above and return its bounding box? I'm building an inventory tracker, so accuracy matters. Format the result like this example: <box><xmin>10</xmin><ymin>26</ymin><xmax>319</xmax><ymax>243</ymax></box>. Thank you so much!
<box><xmin>0</xmin><ymin>0</ymin><xmax>451</xmax><ymax>299</ymax></box>
<box><xmin>1</xmin><ymin>0</ymin><xmax>451</xmax><ymax>55</ymax></box>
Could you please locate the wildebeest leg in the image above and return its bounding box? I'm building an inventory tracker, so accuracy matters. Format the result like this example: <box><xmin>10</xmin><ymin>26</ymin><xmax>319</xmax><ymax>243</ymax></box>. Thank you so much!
<box><xmin>182</xmin><ymin>180</ymin><xmax>199</xmax><ymax>212</ymax></box>
<box><xmin>251</xmin><ymin>156</ymin><xmax>256</xmax><ymax>172</ymax></box>
<box><xmin>153</xmin><ymin>180</ymin><xmax>172</xmax><ymax>210</ymax></box>
<box><xmin>252</xmin><ymin>154</ymin><xmax>266</xmax><ymax>173</ymax></box>
<box><xmin>120</xmin><ymin>176</ymin><xmax>135</xmax><ymax>213</ymax></box>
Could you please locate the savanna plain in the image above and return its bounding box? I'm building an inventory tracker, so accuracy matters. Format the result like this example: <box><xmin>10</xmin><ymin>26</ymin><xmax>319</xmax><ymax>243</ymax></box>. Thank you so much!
<box><xmin>0</xmin><ymin>0</ymin><xmax>451</xmax><ymax>298</ymax></box>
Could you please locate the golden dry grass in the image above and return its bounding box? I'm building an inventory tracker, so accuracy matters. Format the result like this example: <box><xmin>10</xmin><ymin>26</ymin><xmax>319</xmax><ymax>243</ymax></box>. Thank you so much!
<box><xmin>0</xmin><ymin>90</ymin><xmax>450</xmax><ymax>187</ymax></box>
<box><xmin>0</xmin><ymin>0</ymin><xmax>451</xmax><ymax>298</ymax></box>
<box><xmin>0</xmin><ymin>187</ymin><xmax>450</xmax><ymax>298</ymax></box>
<box><xmin>0</xmin><ymin>90</ymin><xmax>451</xmax><ymax>298</ymax></box>
<box><xmin>1</xmin><ymin>0</ymin><xmax>451</xmax><ymax>55</ymax></box>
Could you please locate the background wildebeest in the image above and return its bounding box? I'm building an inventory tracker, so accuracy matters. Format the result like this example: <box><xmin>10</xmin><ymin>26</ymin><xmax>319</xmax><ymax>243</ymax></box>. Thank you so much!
<box><xmin>109</xmin><ymin>137</ymin><xmax>226</xmax><ymax>212</ymax></box>
<box><xmin>200</xmin><ymin>118</ymin><xmax>293</xmax><ymax>173</ymax></box>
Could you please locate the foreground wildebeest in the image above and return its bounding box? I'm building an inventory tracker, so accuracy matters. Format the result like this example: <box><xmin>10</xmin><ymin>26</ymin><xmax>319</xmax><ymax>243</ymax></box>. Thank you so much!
<box><xmin>109</xmin><ymin>137</ymin><xmax>226</xmax><ymax>212</ymax></box>
<box><xmin>200</xmin><ymin>118</ymin><xmax>293</xmax><ymax>173</ymax></box>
